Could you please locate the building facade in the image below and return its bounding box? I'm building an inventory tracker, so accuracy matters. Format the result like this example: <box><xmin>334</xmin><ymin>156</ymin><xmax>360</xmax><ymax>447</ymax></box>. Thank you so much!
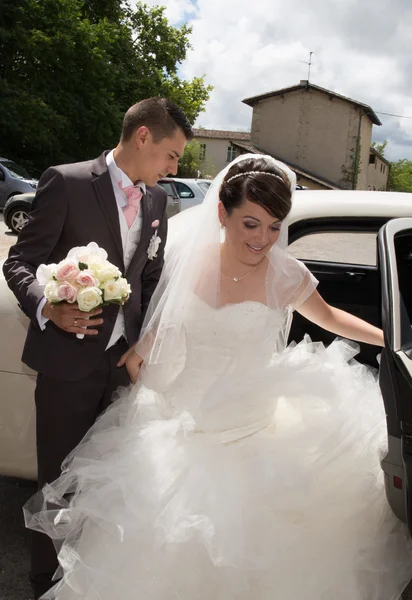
<box><xmin>194</xmin><ymin>81</ymin><xmax>389</xmax><ymax>191</ymax></box>
<box><xmin>192</xmin><ymin>129</ymin><xmax>251</xmax><ymax>177</ymax></box>
<box><xmin>243</xmin><ymin>81</ymin><xmax>383</xmax><ymax>190</ymax></box>
<box><xmin>368</xmin><ymin>148</ymin><xmax>391</xmax><ymax>190</ymax></box>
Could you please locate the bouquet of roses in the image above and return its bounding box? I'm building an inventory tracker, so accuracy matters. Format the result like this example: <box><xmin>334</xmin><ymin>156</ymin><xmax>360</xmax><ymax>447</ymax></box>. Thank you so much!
<box><xmin>36</xmin><ymin>242</ymin><xmax>131</xmax><ymax>339</ymax></box>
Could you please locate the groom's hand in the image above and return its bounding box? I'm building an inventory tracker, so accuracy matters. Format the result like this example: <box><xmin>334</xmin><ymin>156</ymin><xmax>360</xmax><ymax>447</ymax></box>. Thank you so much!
<box><xmin>118</xmin><ymin>347</ymin><xmax>143</xmax><ymax>384</ymax></box>
<box><xmin>42</xmin><ymin>302</ymin><xmax>103</xmax><ymax>335</ymax></box>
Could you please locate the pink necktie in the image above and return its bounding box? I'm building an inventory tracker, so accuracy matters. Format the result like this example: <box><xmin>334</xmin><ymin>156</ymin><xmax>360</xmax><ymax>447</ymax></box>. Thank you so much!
<box><xmin>118</xmin><ymin>182</ymin><xmax>143</xmax><ymax>228</ymax></box>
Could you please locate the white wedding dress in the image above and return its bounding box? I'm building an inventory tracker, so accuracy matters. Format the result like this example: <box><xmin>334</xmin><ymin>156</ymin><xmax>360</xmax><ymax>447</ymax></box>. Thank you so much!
<box><xmin>29</xmin><ymin>294</ymin><xmax>412</xmax><ymax>599</ymax></box>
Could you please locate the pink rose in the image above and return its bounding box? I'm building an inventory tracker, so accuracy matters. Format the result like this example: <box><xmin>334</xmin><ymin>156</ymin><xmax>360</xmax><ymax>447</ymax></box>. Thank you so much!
<box><xmin>55</xmin><ymin>261</ymin><xmax>80</xmax><ymax>282</ymax></box>
<box><xmin>76</xmin><ymin>270</ymin><xmax>99</xmax><ymax>287</ymax></box>
<box><xmin>57</xmin><ymin>282</ymin><xmax>78</xmax><ymax>303</ymax></box>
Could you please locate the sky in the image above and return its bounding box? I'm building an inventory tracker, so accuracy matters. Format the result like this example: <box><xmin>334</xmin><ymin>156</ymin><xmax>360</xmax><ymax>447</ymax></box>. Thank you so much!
<box><xmin>138</xmin><ymin>0</ymin><xmax>412</xmax><ymax>161</ymax></box>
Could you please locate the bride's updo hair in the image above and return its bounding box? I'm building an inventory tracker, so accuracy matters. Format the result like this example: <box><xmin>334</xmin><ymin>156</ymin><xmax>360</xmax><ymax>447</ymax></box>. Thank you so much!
<box><xmin>220</xmin><ymin>157</ymin><xmax>292</xmax><ymax>221</ymax></box>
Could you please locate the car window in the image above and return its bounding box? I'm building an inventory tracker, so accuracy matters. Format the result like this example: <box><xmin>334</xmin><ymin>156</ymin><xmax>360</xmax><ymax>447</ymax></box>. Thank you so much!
<box><xmin>158</xmin><ymin>182</ymin><xmax>176</xmax><ymax>197</ymax></box>
<box><xmin>175</xmin><ymin>182</ymin><xmax>195</xmax><ymax>199</ymax></box>
<box><xmin>197</xmin><ymin>181</ymin><xmax>211</xmax><ymax>194</ymax></box>
<box><xmin>0</xmin><ymin>160</ymin><xmax>30</xmax><ymax>180</ymax></box>
<box><xmin>289</xmin><ymin>232</ymin><xmax>378</xmax><ymax>266</ymax></box>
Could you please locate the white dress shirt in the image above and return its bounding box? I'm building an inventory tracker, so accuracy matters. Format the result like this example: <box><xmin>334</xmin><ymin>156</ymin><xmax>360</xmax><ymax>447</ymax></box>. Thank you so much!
<box><xmin>36</xmin><ymin>149</ymin><xmax>145</xmax><ymax>350</ymax></box>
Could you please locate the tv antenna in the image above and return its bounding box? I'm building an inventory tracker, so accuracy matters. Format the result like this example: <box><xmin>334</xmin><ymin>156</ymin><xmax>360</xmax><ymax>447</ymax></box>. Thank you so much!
<box><xmin>299</xmin><ymin>51</ymin><xmax>314</xmax><ymax>82</ymax></box>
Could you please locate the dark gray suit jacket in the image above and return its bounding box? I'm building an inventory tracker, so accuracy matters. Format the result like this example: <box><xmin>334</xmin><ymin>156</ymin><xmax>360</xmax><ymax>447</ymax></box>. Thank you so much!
<box><xmin>3</xmin><ymin>151</ymin><xmax>167</xmax><ymax>381</ymax></box>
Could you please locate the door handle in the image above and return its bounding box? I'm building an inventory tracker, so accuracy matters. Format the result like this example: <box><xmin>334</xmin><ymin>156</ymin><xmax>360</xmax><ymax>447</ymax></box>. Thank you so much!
<box><xmin>345</xmin><ymin>271</ymin><xmax>366</xmax><ymax>281</ymax></box>
<box><xmin>311</xmin><ymin>270</ymin><xmax>367</xmax><ymax>281</ymax></box>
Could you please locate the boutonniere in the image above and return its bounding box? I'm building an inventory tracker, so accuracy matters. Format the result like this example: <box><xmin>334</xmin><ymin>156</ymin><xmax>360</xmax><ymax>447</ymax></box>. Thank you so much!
<box><xmin>147</xmin><ymin>229</ymin><xmax>161</xmax><ymax>260</ymax></box>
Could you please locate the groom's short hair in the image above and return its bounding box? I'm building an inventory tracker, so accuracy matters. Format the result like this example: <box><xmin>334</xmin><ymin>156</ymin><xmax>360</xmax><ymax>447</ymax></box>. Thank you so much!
<box><xmin>121</xmin><ymin>97</ymin><xmax>194</xmax><ymax>143</ymax></box>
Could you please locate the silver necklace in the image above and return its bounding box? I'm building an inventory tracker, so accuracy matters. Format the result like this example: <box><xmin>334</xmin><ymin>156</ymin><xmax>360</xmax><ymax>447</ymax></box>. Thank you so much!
<box><xmin>221</xmin><ymin>264</ymin><xmax>259</xmax><ymax>283</ymax></box>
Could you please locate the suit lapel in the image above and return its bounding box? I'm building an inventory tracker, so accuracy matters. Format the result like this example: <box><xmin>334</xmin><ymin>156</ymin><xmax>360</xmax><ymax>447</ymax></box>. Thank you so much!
<box><xmin>91</xmin><ymin>153</ymin><xmax>124</xmax><ymax>267</ymax></box>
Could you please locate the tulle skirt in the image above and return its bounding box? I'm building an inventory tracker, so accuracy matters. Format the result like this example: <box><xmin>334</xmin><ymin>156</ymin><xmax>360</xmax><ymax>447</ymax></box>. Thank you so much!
<box><xmin>25</xmin><ymin>338</ymin><xmax>412</xmax><ymax>599</ymax></box>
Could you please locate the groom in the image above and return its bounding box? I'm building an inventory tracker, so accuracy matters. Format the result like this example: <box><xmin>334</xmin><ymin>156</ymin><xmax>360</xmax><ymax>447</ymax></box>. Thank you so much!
<box><xmin>3</xmin><ymin>97</ymin><xmax>193</xmax><ymax>599</ymax></box>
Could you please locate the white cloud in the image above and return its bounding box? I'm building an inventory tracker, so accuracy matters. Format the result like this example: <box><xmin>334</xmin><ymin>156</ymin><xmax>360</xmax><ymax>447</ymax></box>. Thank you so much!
<box><xmin>137</xmin><ymin>0</ymin><xmax>197</xmax><ymax>24</ymax></box>
<box><xmin>137</xmin><ymin>0</ymin><xmax>412</xmax><ymax>160</ymax></box>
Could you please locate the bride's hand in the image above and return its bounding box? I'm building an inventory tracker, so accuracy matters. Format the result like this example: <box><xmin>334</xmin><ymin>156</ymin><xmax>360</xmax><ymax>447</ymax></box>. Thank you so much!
<box><xmin>117</xmin><ymin>347</ymin><xmax>144</xmax><ymax>384</ymax></box>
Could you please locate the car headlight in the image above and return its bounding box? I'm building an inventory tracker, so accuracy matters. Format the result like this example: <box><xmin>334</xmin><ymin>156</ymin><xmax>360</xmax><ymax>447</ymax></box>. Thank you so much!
<box><xmin>30</xmin><ymin>182</ymin><xmax>37</xmax><ymax>189</ymax></box>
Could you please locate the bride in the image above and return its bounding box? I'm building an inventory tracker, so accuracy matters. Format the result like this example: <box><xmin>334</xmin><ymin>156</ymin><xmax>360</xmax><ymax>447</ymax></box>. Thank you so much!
<box><xmin>27</xmin><ymin>154</ymin><xmax>412</xmax><ymax>599</ymax></box>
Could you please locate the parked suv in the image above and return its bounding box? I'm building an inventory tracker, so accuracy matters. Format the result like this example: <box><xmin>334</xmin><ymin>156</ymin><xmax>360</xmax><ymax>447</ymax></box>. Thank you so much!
<box><xmin>0</xmin><ymin>158</ymin><xmax>38</xmax><ymax>210</ymax></box>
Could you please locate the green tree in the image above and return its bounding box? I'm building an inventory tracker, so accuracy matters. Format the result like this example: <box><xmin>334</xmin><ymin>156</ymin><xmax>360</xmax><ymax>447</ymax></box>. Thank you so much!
<box><xmin>371</xmin><ymin>140</ymin><xmax>388</xmax><ymax>156</ymax></box>
<box><xmin>0</xmin><ymin>0</ymin><xmax>212</xmax><ymax>173</ymax></box>
<box><xmin>177</xmin><ymin>140</ymin><xmax>216</xmax><ymax>178</ymax></box>
<box><xmin>177</xmin><ymin>140</ymin><xmax>203</xmax><ymax>177</ymax></box>
<box><xmin>388</xmin><ymin>159</ymin><xmax>412</xmax><ymax>193</ymax></box>
<box><xmin>370</xmin><ymin>141</ymin><xmax>412</xmax><ymax>192</ymax></box>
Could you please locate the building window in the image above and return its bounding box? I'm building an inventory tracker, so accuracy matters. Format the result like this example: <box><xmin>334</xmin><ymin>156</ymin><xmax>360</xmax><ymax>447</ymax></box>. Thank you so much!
<box><xmin>383</xmin><ymin>165</ymin><xmax>386</xmax><ymax>174</ymax></box>
<box><xmin>199</xmin><ymin>144</ymin><xmax>206</xmax><ymax>161</ymax></box>
<box><xmin>369</xmin><ymin>154</ymin><xmax>376</xmax><ymax>164</ymax></box>
<box><xmin>227</xmin><ymin>145</ymin><xmax>237</xmax><ymax>162</ymax></box>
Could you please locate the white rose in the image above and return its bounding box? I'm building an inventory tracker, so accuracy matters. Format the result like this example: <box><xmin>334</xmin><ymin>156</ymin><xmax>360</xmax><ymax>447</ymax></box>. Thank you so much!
<box><xmin>99</xmin><ymin>264</ymin><xmax>122</xmax><ymax>283</ymax></box>
<box><xmin>118</xmin><ymin>277</ymin><xmax>131</xmax><ymax>300</ymax></box>
<box><xmin>89</xmin><ymin>258</ymin><xmax>122</xmax><ymax>283</ymax></box>
<box><xmin>44</xmin><ymin>281</ymin><xmax>60</xmax><ymax>303</ymax></box>
<box><xmin>102</xmin><ymin>279</ymin><xmax>124</xmax><ymax>302</ymax></box>
<box><xmin>36</xmin><ymin>263</ymin><xmax>57</xmax><ymax>286</ymax></box>
<box><xmin>77</xmin><ymin>286</ymin><xmax>103</xmax><ymax>312</ymax></box>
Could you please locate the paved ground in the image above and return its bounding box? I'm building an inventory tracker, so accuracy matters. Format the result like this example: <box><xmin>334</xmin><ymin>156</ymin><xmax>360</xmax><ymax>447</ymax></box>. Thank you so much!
<box><xmin>0</xmin><ymin>477</ymin><xmax>35</xmax><ymax>600</ymax></box>
<box><xmin>0</xmin><ymin>214</ymin><xmax>17</xmax><ymax>259</ymax></box>
<box><xmin>0</xmin><ymin>218</ymin><xmax>411</xmax><ymax>599</ymax></box>
<box><xmin>0</xmin><ymin>216</ymin><xmax>34</xmax><ymax>598</ymax></box>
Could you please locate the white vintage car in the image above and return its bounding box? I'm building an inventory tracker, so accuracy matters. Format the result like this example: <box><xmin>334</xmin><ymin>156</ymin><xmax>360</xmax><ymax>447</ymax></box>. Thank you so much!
<box><xmin>1</xmin><ymin>189</ymin><xmax>412</xmax><ymax>533</ymax></box>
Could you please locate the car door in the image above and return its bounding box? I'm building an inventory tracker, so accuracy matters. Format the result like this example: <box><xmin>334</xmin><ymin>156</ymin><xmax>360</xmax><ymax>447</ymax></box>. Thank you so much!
<box><xmin>174</xmin><ymin>181</ymin><xmax>206</xmax><ymax>211</ymax></box>
<box><xmin>158</xmin><ymin>180</ymin><xmax>181</xmax><ymax>218</ymax></box>
<box><xmin>0</xmin><ymin>166</ymin><xmax>10</xmax><ymax>209</ymax></box>
<box><xmin>288</xmin><ymin>216</ymin><xmax>388</xmax><ymax>367</ymax></box>
<box><xmin>378</xmin><ymin>218</ymin><xmax>412</xmax><ymax>532</ymax></box>
<box><xmin>174</xmin><ymin>181</ymin><xmax>196</xmax><ymax>211</ymax></box>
